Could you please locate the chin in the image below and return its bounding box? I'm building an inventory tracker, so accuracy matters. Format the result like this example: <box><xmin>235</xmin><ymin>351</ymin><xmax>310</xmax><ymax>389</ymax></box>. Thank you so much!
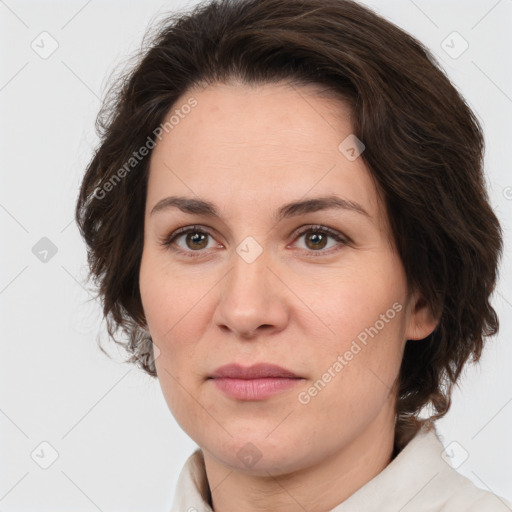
<box><xmin>201</xmin><ymin>431</ymin><xmax>316</xmax><ymax>476</ymax></box>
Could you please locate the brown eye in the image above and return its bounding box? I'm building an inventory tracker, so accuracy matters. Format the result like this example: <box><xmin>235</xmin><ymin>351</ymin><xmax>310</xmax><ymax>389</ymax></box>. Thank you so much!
<box><xmin>185</xmin><ymin>231</ymin><xmax>209</xmax><ymax>250</ymax></box>
<box><xmin>293</xmin><ymin>225</ymin><xmax>348</xmax><ymax>254</ymax></box>
<box><xmin>162</xmin><ymin>226</ymin><xmax>218</xmax><ymax>256</ymax></box>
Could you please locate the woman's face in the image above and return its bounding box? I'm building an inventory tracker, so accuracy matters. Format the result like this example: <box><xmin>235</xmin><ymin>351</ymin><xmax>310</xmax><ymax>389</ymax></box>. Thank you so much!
<box><xmin>139</xmin><ymin>82</ymin><xmax>436</xmax><ymax>475</ymax></box>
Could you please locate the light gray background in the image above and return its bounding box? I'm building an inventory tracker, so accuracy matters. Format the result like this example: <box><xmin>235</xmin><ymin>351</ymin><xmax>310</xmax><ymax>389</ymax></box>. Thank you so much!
<box><xmin>1</xmin><ymin>0</ymin><xmax>511</xmax><ymax>510</ymax></box>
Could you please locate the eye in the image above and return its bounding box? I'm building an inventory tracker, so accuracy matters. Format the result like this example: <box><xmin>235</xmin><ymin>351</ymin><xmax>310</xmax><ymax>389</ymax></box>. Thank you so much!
<box><xmin>160</xmin><ymin>225</ymin><xmax>220</xmax><ymax>257</ymax></box>
<box><xmin>291</xmin><ymin>225</ymin><xmax>348</xmax><ymax>255</ymax></box>
<box><xmin>160</xmin><ymin>224</ymin><xmax>349</xmax><ymax>258</ymax></box>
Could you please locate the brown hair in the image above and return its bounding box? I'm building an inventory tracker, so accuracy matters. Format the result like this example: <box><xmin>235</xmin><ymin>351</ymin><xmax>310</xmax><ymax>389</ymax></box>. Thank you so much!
<box><xmin>75</xmin><ymin>0</ymin><xmax>503</xmax><ymax>450</ymax></box>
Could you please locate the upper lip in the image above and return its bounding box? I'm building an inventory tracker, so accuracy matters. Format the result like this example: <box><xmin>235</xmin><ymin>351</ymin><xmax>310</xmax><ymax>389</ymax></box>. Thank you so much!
<box><xmin>209</xmin><ymin>363</ymin><xmax>300</xmax><ymax>379</ymax></box>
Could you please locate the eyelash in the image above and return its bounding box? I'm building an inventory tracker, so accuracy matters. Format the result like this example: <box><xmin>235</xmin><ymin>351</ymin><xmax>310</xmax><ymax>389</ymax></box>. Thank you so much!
<box><xmin>159</xmin><ymin>224</ymin><xmax>349</xmax><ymax>259</ymax></box>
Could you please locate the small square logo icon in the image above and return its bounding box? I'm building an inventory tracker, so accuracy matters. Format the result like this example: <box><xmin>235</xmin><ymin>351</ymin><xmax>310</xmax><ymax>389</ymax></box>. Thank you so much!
<box><xmin>150</xmin><ymin>342</ymin><xmax>161</xmax><ymax>364</ymax></box>
<box><xmin>237</xmin><ymin>442</ymin><xmax>262</xmax><ymax>468</ymax></box>
<box><xmin>32</xmin><ymin>237</ymin><xmax>58</xmax><ymax>263</ymax></box>
<box><xmin>31</xmin><ymin>441</ymin><xmax>59</xmax><ymax>469</ymax></box>
<box><xmin>441</xmin><ymin>31</ymin><xmax>469</xmax><ymax>59</ymax></box>
<box><xmin>441</xmin><ymin>440</ymin><xmax>469</xmax><ymax>469</ymax></box>
<box><xmin>236</xmin><ymin>236</ymin><xmax>263</xmax><ymax>263</ymax></box>
<box><xmin>31</xmin><ymin>31</ymin><xmax>59</xmax><ymax>59</ymax></box>
<box><xmin>338</xmin><ymin>134</ymin><xmax>365</xmax><ymax>161</ymax></box>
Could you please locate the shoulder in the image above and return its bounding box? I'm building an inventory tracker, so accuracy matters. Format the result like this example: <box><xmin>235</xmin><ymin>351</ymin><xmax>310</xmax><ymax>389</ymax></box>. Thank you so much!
<box><xmin>435</xmin><ymin>457</ymin><xmax>511</xmax><ymax>511</ymax></box>
<box><xmin>396</xmin><ymin>425</ymin><xmax>512</xmax><ymax>511</ymax></box>
<box><xmin>438</xmin><ymin>464</ymin><xmax>511</xmax><ymax>510</ymax></box>
<box><xmin>334</xmin><ymin>423</ymin><xmax>511</xmax><ymax>511</ymax></box>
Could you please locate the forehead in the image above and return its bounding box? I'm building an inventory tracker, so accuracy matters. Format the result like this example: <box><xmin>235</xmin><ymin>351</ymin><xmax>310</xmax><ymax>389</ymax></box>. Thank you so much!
<box><xmin>147</xmin><ymin>81</ymin><xmax>385</xmax><ymax>230</ymax></box>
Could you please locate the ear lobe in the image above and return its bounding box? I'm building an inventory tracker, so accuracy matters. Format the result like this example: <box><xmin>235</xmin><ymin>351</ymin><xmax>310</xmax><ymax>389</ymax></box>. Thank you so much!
<box><xmin>405</xmin><ymin>293</ymin><xmax>440</xmax><ymax>341</ymax></box>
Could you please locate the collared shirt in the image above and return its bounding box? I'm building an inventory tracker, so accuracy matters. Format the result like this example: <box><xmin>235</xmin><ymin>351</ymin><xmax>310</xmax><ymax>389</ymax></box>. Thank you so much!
<box><xmin>170</xmin><ymin>425</ymin><xmax>511</xmax><ymax>511</ymax></box>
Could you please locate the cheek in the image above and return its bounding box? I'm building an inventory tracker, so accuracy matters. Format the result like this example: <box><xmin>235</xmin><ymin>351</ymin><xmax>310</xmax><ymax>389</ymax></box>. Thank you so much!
<box><xmin>295</xmin><ymin>257</ymin><xmax>408</xmax><ymax>403</ymax></box>
<box><xmin>293</xmin><ymin>255</ymin><xmax>407</xmax><ymax>346</ymax></box>
<box><xmin>139</xmin><ymin>252</ymin><xmax>215</xmax><ymax>390</ymax></box>
<box><xmin>143</xmin><ymin>274</ymin><xmax>209</xmax><ymax>436</ymax></box>
<box><xmin>139</xmin><ymin>251</ymin><xmax>208</xmax><ymax>340</ymax></box>
<box><xmin>300</xmin><ymin>306</ymin><xmax>406</xmax><ymax>431</ymax></box>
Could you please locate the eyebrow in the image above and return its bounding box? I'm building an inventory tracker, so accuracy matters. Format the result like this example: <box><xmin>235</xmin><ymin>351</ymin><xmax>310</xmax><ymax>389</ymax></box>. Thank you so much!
<box><xmin>150</xmin><ymin>195</ymin><xmax>371</xmax><ymax>221</ymax></box>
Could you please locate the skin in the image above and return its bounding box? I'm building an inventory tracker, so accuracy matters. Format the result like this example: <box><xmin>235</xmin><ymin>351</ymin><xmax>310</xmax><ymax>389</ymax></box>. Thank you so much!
<box><xmin>139</xmin><ymin>81</ymin><xmax>438</xmax><ymax>512</ymax></box>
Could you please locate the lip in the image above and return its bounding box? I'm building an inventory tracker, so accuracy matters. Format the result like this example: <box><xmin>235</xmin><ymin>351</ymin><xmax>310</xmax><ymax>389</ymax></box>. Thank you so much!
<box><xmin>210</xmin><ymin>363</ymin><xmax>300</xmax><ymax>379</ymax></box>
<box><xmin>209</xmin><ymin>363</ymin><xmax>303</xmax><ymax>400</ymax></box>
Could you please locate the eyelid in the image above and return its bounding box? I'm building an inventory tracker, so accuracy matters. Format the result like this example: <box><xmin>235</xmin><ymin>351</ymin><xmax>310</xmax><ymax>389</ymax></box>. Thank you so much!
<box><xmin>290</xmin><ymin>224</ymin><xmax>350</xmax><ymax>244</ymax></box>
<box><xmin>288</xmin><ymin>224</ymin><xmax>350</xmax><ymax>256</ymax></box>
<box><xmin>159</xmin><ymin>224</ymin><xmax>223</xmax><ymax>257</ymax></box>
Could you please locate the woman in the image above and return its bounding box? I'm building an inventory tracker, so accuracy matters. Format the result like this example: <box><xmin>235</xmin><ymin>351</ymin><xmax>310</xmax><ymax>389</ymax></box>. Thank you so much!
<box><xmin>75</xmin><ymin>0</ymin><xmax>511</xmax><ymax>509</ymax></box>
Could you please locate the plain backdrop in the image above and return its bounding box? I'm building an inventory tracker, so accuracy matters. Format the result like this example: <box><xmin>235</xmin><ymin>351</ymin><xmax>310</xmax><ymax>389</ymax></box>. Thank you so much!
<box><xmin>1</xmin><ymin>0</ymin><xmax>511</xmax><ymax>510</ymax></box>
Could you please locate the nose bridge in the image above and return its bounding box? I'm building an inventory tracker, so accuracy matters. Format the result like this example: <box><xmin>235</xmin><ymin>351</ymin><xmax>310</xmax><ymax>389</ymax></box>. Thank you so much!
<box><xmin>214</xmin><ymin>244</ymin><xmax>288</xmax><ymax>337</ymax></box>
<box><xmin>225</xmin><ymin>245</ymin><xmax>271</xmax><ymax>309</ymax></box>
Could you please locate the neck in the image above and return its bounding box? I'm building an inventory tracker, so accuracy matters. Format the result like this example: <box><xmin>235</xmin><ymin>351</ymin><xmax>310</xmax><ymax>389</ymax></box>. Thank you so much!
<box><xmin>202</xmin><ymin>405</ymin><xmax>396</xmax><ymax>512</ymax></box>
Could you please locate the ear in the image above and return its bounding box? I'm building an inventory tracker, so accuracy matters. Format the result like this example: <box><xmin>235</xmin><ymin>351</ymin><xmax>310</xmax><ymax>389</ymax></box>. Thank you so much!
<box><xmin>404</xmin><ymin>290</ymin><xmax>439</xmax><ymax>341</ymax></box>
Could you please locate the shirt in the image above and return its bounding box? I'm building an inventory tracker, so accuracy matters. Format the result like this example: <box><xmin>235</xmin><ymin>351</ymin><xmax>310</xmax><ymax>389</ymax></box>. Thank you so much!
<box><xmin>170</xmin><ymin>425</ymin><xmax>512</xmax><ymax>511</ymax></box>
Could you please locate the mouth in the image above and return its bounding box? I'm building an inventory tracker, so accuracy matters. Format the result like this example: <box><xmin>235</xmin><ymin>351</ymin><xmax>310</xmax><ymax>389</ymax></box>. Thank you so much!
<box><xmin>209</xmin><ymin>363</ymin><xmax>300</xmax><ymax>379</ymax></box>
<box><xmin>208</xmin><ymin>363</ymin><xmax>303</xmax><ymax>401</ymax></box>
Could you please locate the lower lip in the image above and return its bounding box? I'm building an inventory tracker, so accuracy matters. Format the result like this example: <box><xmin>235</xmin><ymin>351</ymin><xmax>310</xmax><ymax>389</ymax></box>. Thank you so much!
<box><xmin>211</xmin><ymin>377</ymin><xmax>301</xmax><ymax>400</ymax></box>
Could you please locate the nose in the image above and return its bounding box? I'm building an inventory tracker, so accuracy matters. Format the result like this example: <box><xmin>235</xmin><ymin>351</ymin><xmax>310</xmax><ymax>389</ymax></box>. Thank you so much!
<box><xmin>212</xmin><ymin>248</ymin><xmax>289</xmax><ymax>339</ymax></box>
